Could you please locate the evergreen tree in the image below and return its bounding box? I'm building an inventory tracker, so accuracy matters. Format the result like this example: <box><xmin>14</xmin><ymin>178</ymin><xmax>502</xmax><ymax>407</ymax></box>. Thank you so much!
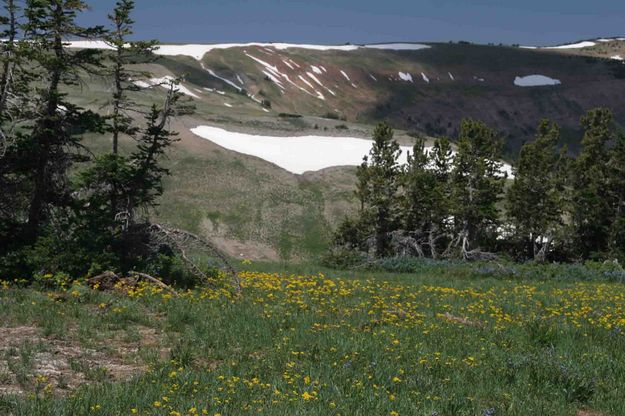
<box><xmin>356</xmin><ymin>123</ymin><xmax>402</xmax><ymax>257</ymax></box>
<box><xmin>507</xmin><ymin>120</ymin><xmax>563</xmax><ymax>262</ymax></box>
<box><xmin>571</xmin><ymin>108</ymin><xmax>615</xmax><ymax>259</ymax></box>
<box><xmin>450</xmin><ymin>119</ymin><xmax>506</xmax><ymax>259</ymax></box>
<box><xmin>402</xmin><ymin>137</ymin><xmax>436</xmax><ymax>255</ymax></box>
<box><xmin>19</xmin><ymin>0</ymin><xmax>104</xmax><ymax>240</ymax></box>
<box><xmin>428</xmin><ymin>137</ymin><xmax>454</xmax><ymax>258</ymax></box>
<box><xmin>607</xmin><ymin>132</ymin><xmax>625</xmax><ymax>261</ymax></box>
<box><xmin>105</xmin><ymin>0</ymin><xmax>157</xmax><ymax>155</ymax></box>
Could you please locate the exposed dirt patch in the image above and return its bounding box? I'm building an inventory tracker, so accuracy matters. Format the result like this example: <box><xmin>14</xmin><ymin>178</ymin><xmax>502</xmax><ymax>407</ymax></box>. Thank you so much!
<box><xmin>441</xmin><ymin>312</ymin><xmax>483</xmax><ymax>328</ymax></box>
<box><xmin>0</xmin><ymin>325</ymin><xmax>166</xmax><ymax>396</ymax></box>
<box><xmin>577</xmin><ymin>410</ymin><xmax>606</xmax><ymax>416</ymax></box>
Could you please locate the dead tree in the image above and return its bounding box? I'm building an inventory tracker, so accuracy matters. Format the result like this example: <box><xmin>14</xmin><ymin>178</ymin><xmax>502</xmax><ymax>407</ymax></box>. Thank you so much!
<box><xmin>149</xmin><ymin>223</ymin><xmax>240</xmax><ymax>292</ymax></box>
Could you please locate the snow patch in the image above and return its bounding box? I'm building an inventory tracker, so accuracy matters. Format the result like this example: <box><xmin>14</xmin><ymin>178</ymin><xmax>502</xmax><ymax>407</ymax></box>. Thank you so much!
<box><xmin>153</xmin><ymin>42</ymin><xmax>360</xmax><ymax>60</ymax></box>
<box><xmin>365</xmin><ymin>43</ymin><xmax>430</xmax><ymax>51</ymax></box>
<box><xmin>190</xmin><ymin>125</ymin><xmax>514</xmax><ymax>177</ymax></box>
<box><xmin>134</xmin><ymin>76</ymin><xmax>199</xmax><ymax>98</ymax></box>
<box><xmin>514</xmin><ymin>75</ymin><xmax>561</xmax><ymax>87</ymax></box>
<box><xmin>421</xmin><ymin>72</ymin><xmax>430</xmax><ymax>83</ymax></box>
<box><xmin>369</xmin><ymin>74</ymin><xmax>378</xmax><ymax>82</ymax></box>
<box><xmin>224</xmin><ymin>103</ymin><xmax>233</xmax><ymax>108</ymax></box>
<box><xmin>340</xmin><ymin>70</ymin><xmax>351</xmax><ymax>81</ymax></box>
<box><xmin>190</xmin><ymin>125</ymin><xmax>413</xmax><ymax>174</ymax></box>
<box><xmin>398</xmin><ymin>72</ymin><xmax>413</xmax><ymax>82</ymax></box>
<box><xmin>544</xmin><ymin>41</ymin><xmax>596</xmax><ymax>49</ymax></box>
<box><xmin>610</xmin><ymin>55</ymin><xmax>623</xmax><ymax>61</ymax></box>
<box><xmin>448</xmin><ymin>72</ymin><xmax>455</xmax><ymax>81</ymax></box>
<box><xmin>202</xmin><ymin>65</ymin><xmax>243</xmax><ymax>92</ymax></box>
<box><xmin>298</xmin><ymin>75</ymin><xmax>316</xmax><ymax>90</ymax></box>
<box><xmin>282</xmin><ymin>60</ymin><xmax>294</xmax><ymax>70</ymax></box>
<box><xmin>311</xmin><ymin>66</ymin><xmax>323</xmax><ymax>75</ymax></box>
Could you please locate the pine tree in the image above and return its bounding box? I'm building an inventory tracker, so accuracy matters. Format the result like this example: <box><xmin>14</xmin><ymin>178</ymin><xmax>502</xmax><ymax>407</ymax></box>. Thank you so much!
<box><xmin>20</xmin><ymin>0</ymin><xmax>104</xmax><ymax>240</ymax></box>
<box><xmin>607</xmin><ymin>132</ymin><xmax>625</xmax><ymax>261</ymax></box>
<box><xmin>571</xmin><ymin>108</ymin><xmax>615</xmax><ymax>259</ymax></box>
<box><xmin>507</xmin><ymin>120</ymin><xmax>563</xmax><ymax>262</ymax></box>
<box><xmin>105</xmin><ymin>0</ymin><xmax>157</xmax><ymax>155</ymax></box>
<box><xmin>356</xmin><ymin>123</ymin><xmax>402</xmax><ymax>257</ymax></box>
<box><xmin>428</xmin><ymin>137</ymin><xmax>454</xmax><ymax>258</ymax></box>
<box><xmin>402</xmin><ymin>137</ymin><xmax>436</xmax><ymax>255</ymax></box>
<box><xmin>0</xmin><ymin>0</ymin><xmax>19</xmax><ymax>124</ymax></box>
<box><xmin>450</xmin><ymin>119</ymin><xmax>506</xmax><ymax>260</ymax></box>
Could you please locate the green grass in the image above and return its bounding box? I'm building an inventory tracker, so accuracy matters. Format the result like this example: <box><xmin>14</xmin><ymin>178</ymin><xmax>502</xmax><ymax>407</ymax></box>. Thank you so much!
<box><xmin>1</xmin><ymin>263</ymin><xmax>624</xmax><ymax>416</ymax></box>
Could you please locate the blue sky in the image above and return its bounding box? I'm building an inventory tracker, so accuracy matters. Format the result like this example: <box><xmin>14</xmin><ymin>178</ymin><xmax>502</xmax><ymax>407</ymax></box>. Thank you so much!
<box><xmin>79</xmin><ymin>0</ymin><xmax>625</xmax><ymax>46</ymax></box>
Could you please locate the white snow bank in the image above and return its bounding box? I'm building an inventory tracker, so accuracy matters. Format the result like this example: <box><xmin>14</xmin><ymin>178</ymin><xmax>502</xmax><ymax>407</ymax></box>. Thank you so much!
<box><xmin>421</xmin><ymin>72</ymin><xmax>430</xmax><ymax>83</ymax></box>
<box><xmin>514</xmin><ymin>75</ymin><xmax>561</xmax><ymax>87</ymax></box>
<box><xmin>67</xmin><ymin>41</ymin><xmax>360</xmax><ymax>60</ymax></box>
<box><xmin>311</xmin><ymin>65</ymin><xmax>323</xmax><ymax>75</ymax></box>
<box><xmin>610</xmin><ymin>55</ymin><xmax>623</xmax><ymax>61</ymax></box>
<box><xmin>340</xmin><ymin>70</ymin><xmax>351</xmax><ymax>81</ymax></box>
<box><xmin>544</xmin><ymin>41</ymin><xmax>596</xmax><ymax>49</ymax></box>
<box><xmin>133</xmin><ymin>76</ymin><xmax>199</xmax><ymax>98</ymax></box>
<box><xmin>398</xmin><ymin>72</ymin><xmax>413</xmax><ymax>82</ymax></box>
<box><xmin>365</xmin><ymin>43</ymin><xmax>430</xmax><ymax>51</ymax></box>
<box><xmin>191</xmin><ymin>125</ymin><xmax>413</xmax><ymax>174</ymax></box>
<box><xmin>201</xmin><ymin>65</ymin><xmax>243</xmax><ymax>92</ymax></box>
<box><xmin>190</xmin><ymin>125</ymin><xmax>514</xmax><ymax>176</ymax></box>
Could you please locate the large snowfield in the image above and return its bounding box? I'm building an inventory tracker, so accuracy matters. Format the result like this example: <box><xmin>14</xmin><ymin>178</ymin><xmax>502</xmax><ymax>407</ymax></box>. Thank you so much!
<box><xmin>66</xmin><ymin>41</ymin><xmax>431</xmax><ymax>61</ymax></box>
<box><xmin>191</xmin><ymin>125</ymin><xmax>513</xmax><ymax>177</ymax></box>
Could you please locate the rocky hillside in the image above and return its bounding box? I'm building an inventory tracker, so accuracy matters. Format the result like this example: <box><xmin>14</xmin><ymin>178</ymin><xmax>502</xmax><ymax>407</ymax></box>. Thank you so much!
<box><xmin>67</xmin><ymin>39</ymin><xmax>625</xmax><ymax>260</ymax></box>
<box><xmin>136</xmin><ymin>40</ymin><xmax>625</xmax><ymax>156</ymax></box>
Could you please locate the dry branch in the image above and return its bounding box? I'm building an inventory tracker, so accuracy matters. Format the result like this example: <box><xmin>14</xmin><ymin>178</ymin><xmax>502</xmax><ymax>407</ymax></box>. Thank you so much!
<box><xmin>149</xmin><ymin>223</ymin><xmax>240</xmax><ymax>292</ymax></box>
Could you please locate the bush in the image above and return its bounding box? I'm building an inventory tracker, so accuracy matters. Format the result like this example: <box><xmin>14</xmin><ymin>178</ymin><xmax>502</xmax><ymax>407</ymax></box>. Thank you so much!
<box><xmin>321</xmin><ymin>247</ymin><xmax>366</xmax><ymax>269</ymax></box>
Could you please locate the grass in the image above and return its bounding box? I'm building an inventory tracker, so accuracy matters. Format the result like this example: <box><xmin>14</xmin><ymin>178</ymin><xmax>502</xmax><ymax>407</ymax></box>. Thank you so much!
<box><xmin>0</xmin><ymin>262</ymin><xmax>624</xmax><ymax>415</ymax></box>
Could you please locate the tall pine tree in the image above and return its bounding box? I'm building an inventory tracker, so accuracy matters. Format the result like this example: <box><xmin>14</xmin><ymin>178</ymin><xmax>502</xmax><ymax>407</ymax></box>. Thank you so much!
<box><xmin>507</xmin><ymin>120</ymin><xmax>564</xmax><ymax>262</ymax></box>
<box><xmin>20</xmin><ymin>0</ymin><xmax>104</xmax><ymax>240</ymax></box>
<box><xmin>571</xmin><ymin>108</ymin><xmax>615</xmax><ymax>259</ymax></box>
<box><xmin>450</xmin><ymin>119</ymin><xmax>506</xmax><ymax>259</ymax></box>
<box><xmin>356</xmin><ymin>123</ymin><xmax>402</xmax><ymax>257</ymax></box>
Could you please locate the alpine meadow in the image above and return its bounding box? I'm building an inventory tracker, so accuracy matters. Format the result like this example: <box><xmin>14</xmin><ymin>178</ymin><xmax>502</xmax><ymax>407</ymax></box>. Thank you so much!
<box><xmin>1</xmin><ymin>1</ymin><xmax>625</xmax><ymax>415</ymax></box>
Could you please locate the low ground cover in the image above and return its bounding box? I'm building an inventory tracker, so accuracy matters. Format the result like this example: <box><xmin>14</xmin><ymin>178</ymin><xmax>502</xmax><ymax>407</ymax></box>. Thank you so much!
<box><xmin>0</xmin><ymin>263</ymin><xmax>623</xmax><ymax>415</ymax></box>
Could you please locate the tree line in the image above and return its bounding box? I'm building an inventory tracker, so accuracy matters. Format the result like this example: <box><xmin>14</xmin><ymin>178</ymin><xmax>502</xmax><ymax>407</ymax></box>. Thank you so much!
<box><xmin>0</xmin><ymin>0</ymin><xmax>193</xmax><ymax>279</ymax></box>
<box><xmin>329</xmin><ymin>109</ymin><xmax>625</xmax><ymax>265</ymax></box>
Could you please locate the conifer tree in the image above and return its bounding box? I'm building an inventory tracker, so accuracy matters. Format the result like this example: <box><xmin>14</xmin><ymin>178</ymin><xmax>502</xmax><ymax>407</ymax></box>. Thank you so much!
<box><xmin>402</xmin><ymin>137</ymin><xmax>436</xmax><ymax>255</ymax></box>
<box><xmin>428</xmin><ymin>137</ymin><xmax>454</xmax><ymax>258</ymax></box>
<box><xmin>356</xmin><ymin>123</ymin><xmax>402</xmax><ymax>257</ymax></box>
<box><xmin>507</xmin><ymin>120</ymin><xmax>563</xmax><ymax>262</ymax></box>
<box><xmin>607</xmin><ymin>132</ymin><xmax>625</xmax><ymax>261</ymax></box>
<box><xmin>450</xmin><ymin>119</ymin><xmax>506</xmax><ymax>259</ymax></box>
<box><xmin>571</xmin><ymin>108</ymin><xmax>615</xmax><ymax>259</ymax></box>
<box><xmin>19</xmin><ymin>0</ymin><xmax>104</xmax><ymax>240</ymax></box>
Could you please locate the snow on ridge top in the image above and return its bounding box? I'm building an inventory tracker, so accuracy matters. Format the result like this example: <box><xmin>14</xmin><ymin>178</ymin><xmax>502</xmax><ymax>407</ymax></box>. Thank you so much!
<box><xmin>66</xmin><ymin>40</ymin><xmax>360</xmax><ymax>60</ymax></box>
<box><xmin>365</xmin><ymin>43</ymin><xmax>430</xmax><ymax>51</ymax></box>
<box><xmin>514</xmin><ymin>75</ymin><xmax>561</xmax><ymax>87</ymax></box>
<box><xmin>611</xmin><ymin>55</ymin><xmax>623</xmax><ymax>61</ymax></box>
<box><xmin>544</xmin><ymin>41</ymin><xmax>596</xmax><ymax>49</ymax></box>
